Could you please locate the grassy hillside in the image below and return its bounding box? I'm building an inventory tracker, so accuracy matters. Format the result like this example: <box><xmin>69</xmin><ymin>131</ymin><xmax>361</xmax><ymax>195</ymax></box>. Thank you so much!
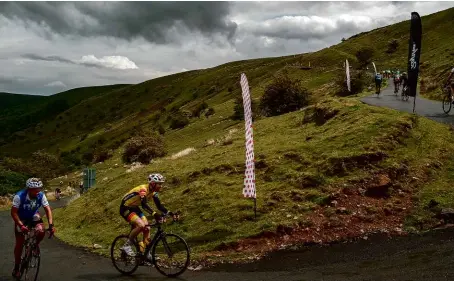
<box><xmin>15</xmin><ymin>7</ymin><xmax>448</xmax><ymax>263</ymax></box>
<box><xmin>0</xmin><ymin>84</ymin><xmax>130</xmax><ymax>151</ymax></box>
<box><xmin>52</xmin><ymin>94</ymin><xmax>454</xmax><ymax>262</ymax></box>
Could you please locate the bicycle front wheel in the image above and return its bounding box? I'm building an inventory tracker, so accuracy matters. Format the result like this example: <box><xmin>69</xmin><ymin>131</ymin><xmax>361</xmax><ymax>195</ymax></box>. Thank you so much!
<box><xmin>443</xmin><ymin>95</ymin><xmax>452</xmax><ymax>114</ymax></box>
<box><xmin>152</xmin><ymin>233</ymin><xmax>190</xmax><ymax>277</ymax></box>
<box><xmin>21</xmin><ymin>246</ymin><xmax>40</xmax><ymax>281</ymax></box>
<box><xmin>111</xmin><ymin>235</ymin><xmax>140</xmax><ymax>275</ymax></box>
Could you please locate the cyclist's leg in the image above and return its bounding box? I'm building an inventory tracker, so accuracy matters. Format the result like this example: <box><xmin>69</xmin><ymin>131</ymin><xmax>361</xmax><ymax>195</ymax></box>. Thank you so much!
<box><xmin>32</xmin><ymin>213</ymin><xmax>45</xmax><ymax>245</ymax></box>
<box><xmin>13</xmin><ymin>223</ymin><xmax>26</xmax><ymax>273</ymax></box>
<box><xmin>120</xmin><ymin>206</ymin><xmax>145</xmax><ymax>241</ymax></box>
<box><xmin>139</xmin><ymin>214</ymin><xmax>151</xmax><ymax>245</ymax></box>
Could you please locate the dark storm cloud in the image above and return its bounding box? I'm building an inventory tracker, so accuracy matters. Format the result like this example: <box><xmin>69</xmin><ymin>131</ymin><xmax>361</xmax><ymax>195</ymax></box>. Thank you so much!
<box><xmin>22</xmin><ymin>53</ymin><xmax>73</xmax><ymax>64</ymax></box>
<box><xmin>0</xmin><ymin>2</ymin><xmax>238</xmax><ymax>44</ymax></box>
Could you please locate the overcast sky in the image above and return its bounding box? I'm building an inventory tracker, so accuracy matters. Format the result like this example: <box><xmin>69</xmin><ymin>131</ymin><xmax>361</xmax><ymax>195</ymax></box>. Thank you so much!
<box><xmin>0</xmin><ymin>1</ymin><xmax>453</xmax><ymax>96</ymax></box>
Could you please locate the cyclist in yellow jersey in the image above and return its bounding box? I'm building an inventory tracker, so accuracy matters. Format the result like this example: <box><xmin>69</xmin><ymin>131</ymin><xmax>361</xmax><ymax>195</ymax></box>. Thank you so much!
<box><xmin>119</xmin><ymin>173</ymin><xmax>174</xmax><ymax>256</ymax></box>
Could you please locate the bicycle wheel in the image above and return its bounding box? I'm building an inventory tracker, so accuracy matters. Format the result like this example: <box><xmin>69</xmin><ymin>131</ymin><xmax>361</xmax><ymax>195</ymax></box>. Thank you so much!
<box><xmin>111</xmin><ymin>235</ymin><xmax>140</xmax><ymax>275</ymax></box>
<box><xmin>20</xmin><ymin>245</ymin><xmax>40</xmax><ymax>281</ymax></box>
<box><xmin>442</xmin><ymin>95</ymin><xmax>452</xmax><ymax>114</ymax></box>
<box><xmin>152</xmin><ymin>233</ymin><xmax>190</xmax><ymax>277</ymax></box>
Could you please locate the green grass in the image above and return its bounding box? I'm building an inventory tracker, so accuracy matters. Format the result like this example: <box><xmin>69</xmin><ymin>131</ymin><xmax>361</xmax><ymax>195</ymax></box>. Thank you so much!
<box><xmin>52</xmin><ymin>92</ymin><xmax>454</xmax><ymax>260</ymax></box>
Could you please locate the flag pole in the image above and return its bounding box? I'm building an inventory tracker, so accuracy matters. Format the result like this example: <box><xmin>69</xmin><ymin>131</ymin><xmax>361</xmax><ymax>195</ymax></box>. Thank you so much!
<box><xmin>254</xmin><ymin>197</ymin><xmax>257</xmax><ymax>219</ymax></box>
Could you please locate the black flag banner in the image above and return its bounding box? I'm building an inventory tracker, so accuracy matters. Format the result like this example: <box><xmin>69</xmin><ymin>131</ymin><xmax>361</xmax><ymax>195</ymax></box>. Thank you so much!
<box><xmin>407</xmin><ymin>12</ymin><xmax>422</xmax><ymax>98</ymax></box>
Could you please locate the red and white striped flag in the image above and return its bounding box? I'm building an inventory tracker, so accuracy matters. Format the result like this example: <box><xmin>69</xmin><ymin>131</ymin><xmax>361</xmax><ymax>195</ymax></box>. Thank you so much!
<box><xmin>240</xmin><ymin>73</ymin><xmax>256</xmax><ymax>198</ymax></box>
<box><xmin>346</xmin><ymin>59</ymin><xmax>351</xmax><ymax>92</ymax></box>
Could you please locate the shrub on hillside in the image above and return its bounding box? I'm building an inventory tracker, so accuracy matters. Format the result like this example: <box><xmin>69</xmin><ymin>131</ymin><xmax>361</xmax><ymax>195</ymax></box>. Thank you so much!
<box><xmin>205</xmin><ymin>107</ymin><xmax>215</xmax><ymax>117</ymax></box>
<box><xmin>2</xmin><ymin>150</ymin><xmax>64</xmax><ymax>182</ymax></box>
<box><xmin>122</xmin><ymin>132</ymin><xmax>167</xmax><ymax>164</ymax></box>
<box><xmin>157</xmin><ymin>124</ymin><xmax>166</xmax><ymax>135</ymax></box>
<box><xmin>0</xmin><ymin>168</ymin><xmax>29</xmax><ymax>196</ymax></box>
<box><xmin>259</xmin><ymin>71</ymin><xmax>310</xmax><ymax>117</ymax></box>
<box><xmin>355</xmin><ymin>47</ymin><xmax>375</xmax><ymax>67</ymax></box>
<box><xmin>94</xmin><ymin>148</ymin><xmax>113</xmax><ymax>163</ymax></box>
<box><xmin>169</xmin><ymin>112</ymin><xmax>190</xmax><ymax>130</ymax></box>
<box><xmin>386</xmin><ymin>39</ymin><xmax>399</xmax><ymax>54</ymax></box>
<box><xmin>335</xmin><ymin>71</ymin><xmax>368</xmax><ymax>96</ymax></box>
<box><xmin>192</xmin><ymin>101</ymin><xmax>208</xmax><ymax>118</ymax></box>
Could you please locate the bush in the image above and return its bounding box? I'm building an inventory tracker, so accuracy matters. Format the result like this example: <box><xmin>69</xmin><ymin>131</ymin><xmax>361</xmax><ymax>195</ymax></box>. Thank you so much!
<box><xmin>205</xmin><ymin>107</ymin><xmax>215</xmax><ymax>117</ymax></box>
<box><xmin>232</xmin><ymin>95</ymin><xmax>259</xmax><ymax>120</ymax></box>
<box><xmin>355</xmin><ymin>47</ymin><xmax>375</xmax><ymax>67</ymax></box>
<box><xmin>192</xmin><ymin>101</ymin><xmax>208</xmax><ymax>118</ymax></box>
<box><xmin>2</xmin><ymin>150</ymin><xmax>64</xmax><ymax>182</ymax></box>
<box><xmin>122</xmin><ymin>132</ymin><xmax>167</xmax><ymax>164</ymax></box>
<box><xmin>94</xmin><ymin>148</ymin><xmax>113</xmax><ymax>163</ymax></box>
<box><xmin>0</xmin><ymin>168</ymin><xmax>29</xmax><ymax>196</ymax></box>
<box><xmin>157</xmin><ymin>124</ymin><xmax>166</xmax><ymax>135</ymax></box>
<box><xmin>335</xmin><ymin>71</ymin><xmax>368</xmax><ymax>96</ymax></box>
<box><xmin>387</xmin><ymin>39</ymin><xmax>399</xmax><ymax>54</ymax></box>
<box><xmin>169</xmin><ymin>113</ymin><xmax>190</xmax><ymax>130</ymax></box>
<box><xmin>82</xmin><ymin>150</ymin><xmax>95</xmax><ymax>164</ymax></box>
<box><xmin>260</xmin><ymin>71</ymin><xmax>310</xmax><ymax>117</ymax></box>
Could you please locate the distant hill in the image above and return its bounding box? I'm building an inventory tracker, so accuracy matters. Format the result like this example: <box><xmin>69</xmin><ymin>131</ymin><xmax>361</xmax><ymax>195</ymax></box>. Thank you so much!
<box><xmin>0</xmin><ymin>84</ymin><xmax>130</xmax><ymax>147</ymax></box>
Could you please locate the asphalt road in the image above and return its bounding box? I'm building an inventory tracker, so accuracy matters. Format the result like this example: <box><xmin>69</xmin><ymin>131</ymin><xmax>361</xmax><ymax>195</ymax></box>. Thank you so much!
<box><xmin>361</xmin><ymin>79</ymin><xmax>454</xmax><ymax>125</ymax></box>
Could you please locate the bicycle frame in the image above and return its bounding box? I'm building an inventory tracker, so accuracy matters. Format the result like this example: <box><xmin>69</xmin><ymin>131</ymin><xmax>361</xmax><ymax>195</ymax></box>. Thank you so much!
<box><xmin>127</xmin><ymin>222</ymin><xmax>164</xmax><ymax>259</ymax></box>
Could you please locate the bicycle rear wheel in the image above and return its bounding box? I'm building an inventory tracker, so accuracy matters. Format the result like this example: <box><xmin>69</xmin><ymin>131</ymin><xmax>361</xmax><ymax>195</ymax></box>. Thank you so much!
<box><xmin>152</xmin><ymin>233</ymin><xmax>190</xmax><ymax>277</ymax></box>
<box><xmin>111</xmin><ymin>235</ymin><xmax>140</xmax><ymax>275</ymax></box>
<box><xmin>443</xmin><ymin>95</ymin><xmax>452</xmax><ymax>114</ymax></box>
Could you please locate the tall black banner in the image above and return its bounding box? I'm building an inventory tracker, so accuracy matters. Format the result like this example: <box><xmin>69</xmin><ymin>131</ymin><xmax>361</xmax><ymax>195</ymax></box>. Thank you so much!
<box><xmin>407</xmin><ymin>12</ymin><xmax>422</xmax><ymax>97</ymax></box>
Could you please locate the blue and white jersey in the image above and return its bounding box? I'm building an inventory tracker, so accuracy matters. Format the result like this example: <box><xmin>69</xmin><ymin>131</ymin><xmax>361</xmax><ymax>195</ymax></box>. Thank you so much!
<box><xmin>375</xmin><ymin>73</ymin><xmax>382</xmax><ymax>81</ymax></box>
<box><xmin>12</xmin><ymin>189</ymin><xmax>49</xmax><ymax>220</ymax></box>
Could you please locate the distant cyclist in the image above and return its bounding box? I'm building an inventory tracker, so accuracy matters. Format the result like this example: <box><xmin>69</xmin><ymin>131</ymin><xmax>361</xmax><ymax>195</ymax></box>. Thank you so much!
<box><xmin>401</xmin><ymin>72</ymin><xmax>409</xmax><ymax>95</ymax></box>
<box><xmin>393</xmin><ymin>72</ymin><xmax>401</xmax><ymax>93</ymax></box>
<box><xmin>444</xmin><ymin>67</ymin><xmax>454</xmax><ymax>95</ymax></box>
<box><xmin>375</xmin><ymin>72</ymin><xmax>383</xmax><ymax>95</ymax></box>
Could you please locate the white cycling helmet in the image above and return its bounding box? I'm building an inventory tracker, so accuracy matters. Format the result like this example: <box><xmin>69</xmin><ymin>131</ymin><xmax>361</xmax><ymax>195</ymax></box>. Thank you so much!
<box><xmin>26</xmin><ymin>178</ymin><xmax>43</xmax><ymax>189</ymax></box>
<box><xmin>148</xmin><ymin>173</ymin><xmax>165</xmax><ymax>183</ymax></box>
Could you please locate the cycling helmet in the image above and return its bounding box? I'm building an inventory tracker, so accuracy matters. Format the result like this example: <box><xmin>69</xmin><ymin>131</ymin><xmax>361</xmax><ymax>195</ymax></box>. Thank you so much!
<box><xmin>26</xmin><ymin>178</ymin><xmax>43</xmax><ymax>189</ymax></box>
<box><xmin>148</xmin><ymin>173</ymin><xmax>165</xmax><ymax>183</ymax></box>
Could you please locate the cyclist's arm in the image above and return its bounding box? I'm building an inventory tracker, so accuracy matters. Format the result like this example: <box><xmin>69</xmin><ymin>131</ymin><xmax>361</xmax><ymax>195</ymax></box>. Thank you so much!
<box><xmin>43</xmin><ymin>206</ymin><xmax>53</xmax><ymax>226</ymax></box>
<box><xmin>152</xmin><ymin>193</ymin><xmax>169</xmax><ymax>215</ymax></box>
<box><xmin>41</xmin><ymin>194</ymin><xmax>53</xmax><ymax>226</ymax></box>
<box><xmin>10</xmin><ymin>207</ymin><xmax>23</xmax><ymax>226</ymax></box>
<box><xmin>140</xmin><ymin>196</ymin><xmax>157</xmax><ymax>216</ymax></box>
<box><xmin>10</xmin><ymin>195</ymin><xmax>24</xmax><ymax>226</ymax></box>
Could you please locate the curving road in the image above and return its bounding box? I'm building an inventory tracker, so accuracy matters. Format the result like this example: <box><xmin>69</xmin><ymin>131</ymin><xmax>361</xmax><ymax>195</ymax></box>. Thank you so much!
<box><xmin>2</xmin><ymin>195</ymin><xmax>454</xmax><ymax>280</ymax></box>
<box><xmin>2</xmin><ymin>84</ymin><xmax>454</xmax><ymax>280</ymax></box>
<box><xmin>361</xmin><ymin>79</ymin><xmax>454</xmax><ymax>125</ymax></box>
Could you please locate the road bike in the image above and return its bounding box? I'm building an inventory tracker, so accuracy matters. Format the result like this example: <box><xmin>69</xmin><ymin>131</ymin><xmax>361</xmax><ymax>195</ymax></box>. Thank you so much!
<box><xmin>17</xmin><ymin>227</ymin><xmax>53</xmax><ymax>281</ymax></box>
<box><xmin>401</xmin><ymin>85</ymin><xmax>410</xmax><ymax>101</ymax></box>
<box><xmin>393</xmin><ymin>78</ymin><xmax>400</xmax><ymax>95</ymax></box>
<box><xmin>111</xmin><ymin>212</ymin><xmax>190</xmax><ymax>278</ymax></box>
<box><xmin>442</xmin><ymin>85</ymin><xmax>453</xmax><ymax>114</ymax></box>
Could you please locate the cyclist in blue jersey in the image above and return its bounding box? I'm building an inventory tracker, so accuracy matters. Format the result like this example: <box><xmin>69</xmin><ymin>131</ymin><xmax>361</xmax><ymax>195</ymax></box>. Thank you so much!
<box><xmin>10</xmin><ymin>178</ymin><xmax>55</xmax><ymax>278</ymax></box>
<box><xmin>375</xmin><ymin>72</ymin><xmax>383</xmax><ymax>95</ymax></box>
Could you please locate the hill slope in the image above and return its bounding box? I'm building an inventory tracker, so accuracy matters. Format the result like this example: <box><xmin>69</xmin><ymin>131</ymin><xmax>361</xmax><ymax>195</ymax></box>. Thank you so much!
<box><xmin>0</xmin><ymin>84</ymin><xmax>130</xmax><ymax>149</ymax></box>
